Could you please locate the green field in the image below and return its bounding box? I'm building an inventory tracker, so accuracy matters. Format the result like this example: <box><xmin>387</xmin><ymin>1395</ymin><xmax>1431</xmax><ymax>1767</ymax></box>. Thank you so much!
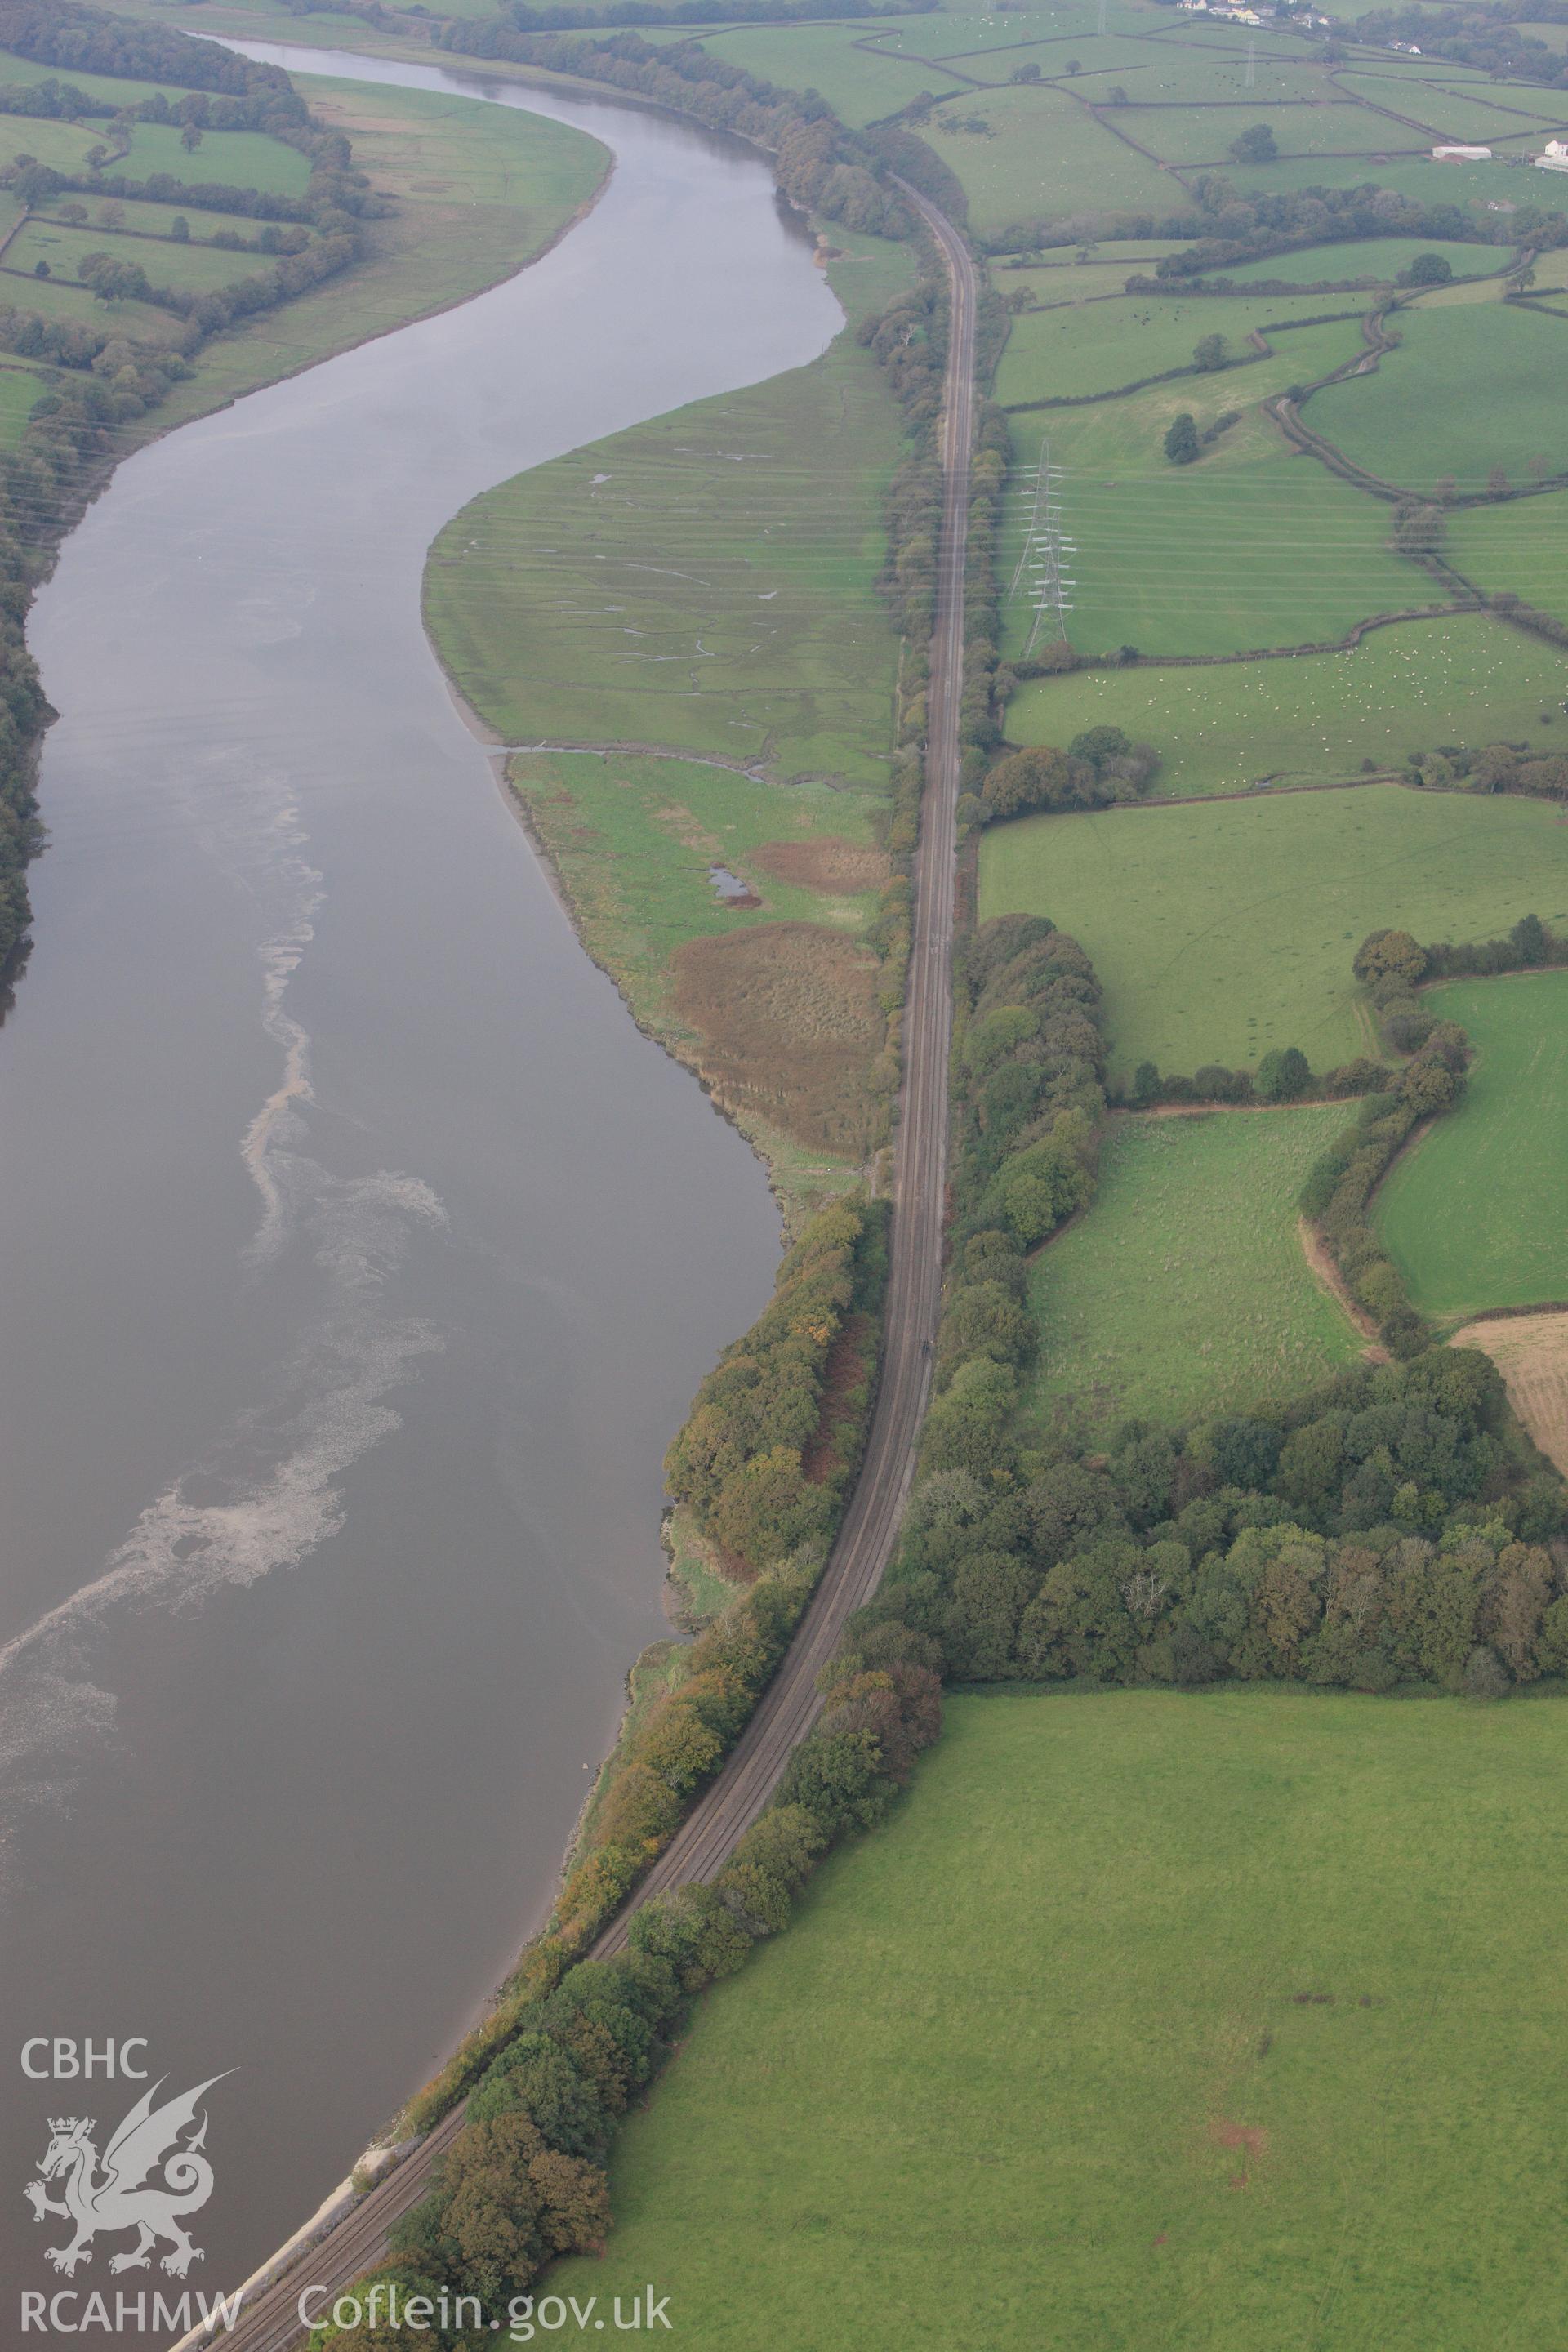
<box><xmin>920</xmin><ymin>85</ymin><xmax>1175</xmax><ymax>232</ymax></box>
<box><xmin>549</xmin><ymin>1685</ymin><xmax>1568</xmax><ymax>2350</ymax></box>
<box><xmin>1005</xmin><ymin>616</ymin><xmax>1568</xmax><ymax>796</ymax></box>
<box><xmin>1223</xmin><ymin>148</ymin><xmax>1544</xmax><ymax>212</ymax></box>
<box><xmin>1446</xmin><ymin>488</ymin><xmax>1568</xmax><ymax>623</ymax></box>
<box><xmin>1214</xmin><ymin>234</ymin><xmax>1507</xmax><ymax>283</ymax></box>
<box><xmin>693</xmin><ymin>24</ymin><xmax>969</xmax><ymax>125</ymax></box>
<box><xmin>1131</xmin><ymin>100</ymin><xmax>1417</xmax><ymax>165</ymax></box>
<box><xmin>425</xmin><ymin>232</ymin><xmax>911</xmax><ymax>782</ymax></box>
<box><xmin>509</xmin><ymin>745</ymin><xmax>884</xmax><ymax>1009</ymax></box>
<box><xmin>122</xmin><ymin>120</ymin><xmax>315</xmax><ymax>194</ymax></box>
<box><xmin>1002</xmin><ymin>404</ymin><xmax>1425</xmax><ymax>657</ymax></box>
<box><xmin>995</xmin><ymin>286</ymin><xmax>1360</xmax><ymax>403</ymax></box>
<box><xmin>8</xmin><ymin>218</ymin><xmax>284</xmax><ymax>295</ymax></box>
<box><xmin>1378</xmin><ymin>970</ymin><xmax>1568</xmax><ymax>1322</ymax></box>
<box><xmin>1308</xmin><ymin>301</ymin><xmax>1568</xmax><ymax>493</ymax></box>
<box><xmin>0</xmin><ymin>114</ymin><xmax>106</xmax><ymax>176</ymax></box>
<box><xmin>1332</xmin><ymin>72</ymin><xmax>1566</xmax><ymax>142</ymax></box>
<box><xmin>0</xmin><ymin>262</ymin><xmax>184</xmax><ymax>345</ymax></box>
<box><xmin>978</xmin><ymin>783</ymin><xmax>1568</xmax><ymax>1082</ymax></box>
<box><xmin>1029</xmin><ymin>1107</ymin><xmax>1361</xmax><ymax>1424</ymax></box>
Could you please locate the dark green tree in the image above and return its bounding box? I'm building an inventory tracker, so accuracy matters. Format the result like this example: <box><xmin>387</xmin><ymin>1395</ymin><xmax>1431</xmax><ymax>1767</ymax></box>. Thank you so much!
<box><xmin>1164</xmin><ymin>411</ymin><xmax>1201</xmax><ymax>465</ymax></box>
<box><xmin>1229</xmin><ymin>122</ymin><xmax>1278</xmax><ymax>163</ymax></box>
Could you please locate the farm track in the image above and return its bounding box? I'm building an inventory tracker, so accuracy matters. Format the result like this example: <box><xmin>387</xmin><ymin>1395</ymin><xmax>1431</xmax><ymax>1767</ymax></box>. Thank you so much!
<box><xmin>173</xmin><ymin>162</ymin><xmax>977</xmax><ymax>2352</ymax></box>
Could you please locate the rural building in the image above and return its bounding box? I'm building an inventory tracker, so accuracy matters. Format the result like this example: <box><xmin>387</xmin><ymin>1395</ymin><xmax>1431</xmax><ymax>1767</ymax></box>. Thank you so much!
<box><xmin>1534</xmin><ymin>140</ymin><xmax>1568</xmax><ymax>173</ymax></box>
<box><xmin>1432</xmin><ymin>144</ymin><xmax>1492</xmax><ymax>162</ymax></box>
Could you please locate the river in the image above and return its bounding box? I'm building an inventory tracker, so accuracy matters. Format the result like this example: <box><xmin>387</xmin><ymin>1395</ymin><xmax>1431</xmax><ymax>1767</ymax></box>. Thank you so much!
<box><xmin>0</xmin><ymin>44</ymin><xmax>842</xmax><ymax>2315</ymax></box>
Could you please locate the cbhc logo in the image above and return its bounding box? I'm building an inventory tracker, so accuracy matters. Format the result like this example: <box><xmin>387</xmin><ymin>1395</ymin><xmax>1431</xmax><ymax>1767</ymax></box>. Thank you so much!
<box><xmin>21</xmin><ymin>2040</ymin><xmax>149</xmax><ymax>2079</ymax></box>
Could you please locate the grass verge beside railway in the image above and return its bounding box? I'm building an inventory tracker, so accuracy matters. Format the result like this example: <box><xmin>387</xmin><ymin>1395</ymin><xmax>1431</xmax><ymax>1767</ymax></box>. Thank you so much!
<box><xmin>546</xmin><ymin>1684</ymin><xmax>1568</xmax><ymax>2352</ymax></box>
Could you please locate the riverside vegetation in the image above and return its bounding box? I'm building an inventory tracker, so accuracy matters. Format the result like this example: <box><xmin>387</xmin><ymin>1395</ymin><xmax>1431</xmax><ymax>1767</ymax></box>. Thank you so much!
<box><xmin>126</xmin><ymin>0</ymin><xmax>1567</xmax><ymax>2340</ymax></box>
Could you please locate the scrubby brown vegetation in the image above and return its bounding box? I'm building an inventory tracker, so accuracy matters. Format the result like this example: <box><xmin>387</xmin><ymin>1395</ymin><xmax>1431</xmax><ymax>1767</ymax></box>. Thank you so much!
<box><xmin>672</xmin><ymin>921</ymin><xmax>886</xmax><ymax>1160</ymax></box>
<box><xmin>751</xmin><ymin>836</ymin><xmax>890</xmax><ymax>895</ymax></box>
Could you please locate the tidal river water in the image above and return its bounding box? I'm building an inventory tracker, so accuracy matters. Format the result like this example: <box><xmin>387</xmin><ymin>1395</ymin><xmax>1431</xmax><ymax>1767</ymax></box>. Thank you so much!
<box><xmin>0</xmin><ymin>44</ymin><xmax>842</xmax><ymax>2310</ymax></box>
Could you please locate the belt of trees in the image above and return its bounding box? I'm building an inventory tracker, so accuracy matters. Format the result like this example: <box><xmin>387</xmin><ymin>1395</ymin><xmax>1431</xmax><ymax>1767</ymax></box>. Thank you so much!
<box><xmin>960</xmin><ymin>726</ymin><xmax>1160</xmax><ymax>834</ymax></box>
<box><xmin>0</xmin><ymin>77</ymin><xmax>297</xmax><ymax>138</ymax></box>
<box><xmin>1125</xmin><ymin>1051</ymin><xmax>1389</xmax><ymax>1110</ymax></box>
<box><xmin>1354</xmin><ymin>0</ymin><xmax>1568</xmax><ymax>86</ymax></box>
<box><xmin>435</xmin><ymin>22</ymin><xmax>911</xmax><ymax>238</ymax></box>
<box><xmin>1295</xmin><ymin>929</ymin><xmax>1477</xmax><ymax>1361</ymax></box>
<box><xmin>0</xmin><ymin>0</ymin><xmax>306</xmax><ymax>113</ymax></box>
<box><xmin>665</xmin><ymin>1195</ymin><xmax>889</xmax><ymax>1577</ymax></box>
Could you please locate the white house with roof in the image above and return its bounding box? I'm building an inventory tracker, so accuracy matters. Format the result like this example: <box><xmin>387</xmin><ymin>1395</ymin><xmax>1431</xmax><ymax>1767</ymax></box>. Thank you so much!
<box><xmin>1535</xmin><ymin>140</ymin><xmax>1568</xmax><ymax>173</ymax></box>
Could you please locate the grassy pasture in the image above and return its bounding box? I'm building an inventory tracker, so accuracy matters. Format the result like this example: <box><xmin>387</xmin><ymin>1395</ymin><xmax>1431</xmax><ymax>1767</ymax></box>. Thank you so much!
<box><xmin>920</xmin><ymin>85</ymin><xmax>1174</xmax><ymax>229</ymax></box>
<box><xmin>548</xmin><ymin>1684</ymin><xmax>1568</xmax><ymax>2351</ymax></box>
<box><xmin>1309</xmin><ymin>299</ymin><xmax>1568</xmax><ymax>492</ymax></box>
<box><xmin>1331</xmin><ymin>72</ymin><xmax>1566</xmax><ymax>140</ymax></box>
<box><xmin>1098</xmin><ymin>50</ymin><xmax>1328</xmax><ymax>101</ymax></box>
<box><xmin>693</xmin><ymin>26</ymin><xmax>968</xmax><ymax>126</ymax></box>
<box><xmin>1129</xmin><ymin>100</ymin><xmax>1422</xmax><ymax>165</ymax></box>
<box><xmin>1001</xmin><ymin>257</ymin><xmax>1157</xmax><ymax>302</ymax></box>
<box><xmin>1446</xmin><ymin>488</ymin><xmax>1568</xmax><ymax>623</ymax></box>
<box><xmin>1001</xmin><ymin>403</ymin><xmax>1424</xmax><ymax>657</ymax></box>
<box><xmin>1025</xmin><ymin>1107</ymin><xmax>1362</xmax><ymax>1426</ymax></box>
<box><xmin>0</xmin><ymin>261</ymin><xmax>184</xmax><ymax>344</ymax></box>
<box><xmin>121</xmin><ymin>120</ymin><xmax>314</xmax><ymax>194</ymax></box>
<box><xmin>1223</xmin><ymin>149</ymin><xmax>1539</xmax><ymax>210</ymax></box>
<box><xmin>862</xmin><ymin>2</ymin><xmax>1174</xmax><ymax>62</ymax></box>
<box><xmin>1006</xmin><ymin>616</ymin><xmax>1568</xmax><ymax>794</ymax></box>
<box><xmin>994</xmin><ymin>287</ymin><xmax>1358</xmax><ymax>403</ymax></box>
<box><xmin>1213</xmin><ymin>233</ymin><xmax>1505</xmax><ymax>283</ymax></box>
<box><xmin>951</xmin><ymin>33</ymin><xmax>1174</xmax><ymax>83</ymax></box>
<box><xmin>1003</xmin><ymin>306</ymin><xmax>1361</xmax><ymax>413</ymax></box>
<box><xmin>0</xmin><ymin>116</ymin><xmax>105</xmax><ymax>176</ymax></box>
<box><xmin>978</xmin><ymin>782</ymin><xmax>1568</xmax><ymax>1081</ymax></box>
<box><xmin>34</xmin><ymin>194</ymin><xmax>299</xmax><ymax>243</ymax></box>
<box><xmin>425</xmin><ymin>232</ymin><xmax>911</xmax><ymax>782</ymax></box>
<box><xmin>8</xmin><ymin>218</ymin><xmax>280</xmax><ymax>294</ymax></box>
<box><xmin>1377</xmin><ymin>970</ymin><xmax>1568</xmax><ymax>1323</ymax></box>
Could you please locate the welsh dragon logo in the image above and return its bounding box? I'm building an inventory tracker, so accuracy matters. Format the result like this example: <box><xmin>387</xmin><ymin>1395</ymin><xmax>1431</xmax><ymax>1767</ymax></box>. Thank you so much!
<box><xmin>24</xmin><ymin>2075</ymin><xmax>229</xmax><ymax>2278</ymax></box>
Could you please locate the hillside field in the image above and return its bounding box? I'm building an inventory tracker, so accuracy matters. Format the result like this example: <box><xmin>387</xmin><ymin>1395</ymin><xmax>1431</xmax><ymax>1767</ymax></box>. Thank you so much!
<box><xmin>1022</xmin><ymin>1107</ymin><xmax>1361</xmax><ymax>1428</ymax></box>
<box><xmin>1004</xmin><ymin>617</ymin><xmax>1568</xmax><ymax>797</ymax></box>
<box><xmin>1307</xmin><ymin>301</ymin><xmax>1568</xmax><ymax>495</ymax></box>
<box><xmin>978</xmin><ymin>783</ymin><xmax>1568</xmax><ymax>1083</ymax></box>
<box><xmin>1377</xmin><ymin>969</ymin><xmax>1568</xmax><ymax>1323</ymax></box>
<box><xmin>994</xmin><ymin>287</ymin><xmax>1361</xmax><ymax>404</ymax></box>
<box><xmin>547</xmin><ymin>1685</ymin><xmax>1568</xmax><ymax>2351</ymax></box>
<box><xmin>1001</xmin><ymin>406</ymin><xmax>1424</xmax><ymax>658</ymax></box>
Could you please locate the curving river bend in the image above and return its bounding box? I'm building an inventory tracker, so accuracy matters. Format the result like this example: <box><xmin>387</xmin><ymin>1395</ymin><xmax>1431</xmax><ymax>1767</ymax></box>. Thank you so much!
<box><xmin>0</xmin><ymin>47</ymin><xmax>842</xmax><ymax>2307</ymax></box>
